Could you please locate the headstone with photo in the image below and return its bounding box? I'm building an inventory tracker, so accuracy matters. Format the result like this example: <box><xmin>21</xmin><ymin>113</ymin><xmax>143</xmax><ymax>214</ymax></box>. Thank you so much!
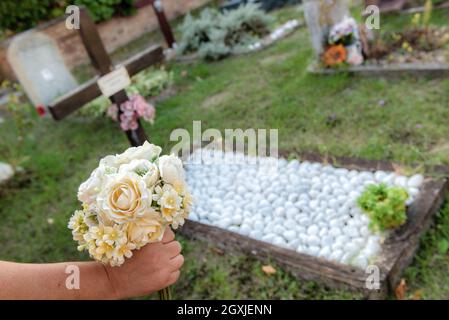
<box><xmin>303</xmin><ymin>0</ymin><xmax>350</xmax><ymax>56</ymax></box>
<box><xmin>7</xmin><ymin>31</ymin><xmax>78</xmax><ymax>110</ymax></box>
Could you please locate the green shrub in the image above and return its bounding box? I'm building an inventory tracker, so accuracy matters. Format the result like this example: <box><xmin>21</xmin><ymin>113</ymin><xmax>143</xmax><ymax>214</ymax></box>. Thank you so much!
<box><xmin>0</xmin><ymin>0</ymin><xmax>136</xmax><ymax>33</ymax></box>
<box><xmin>357</xmin><ymin>183</ymin><xmax>409</xmax><ymax>232</ymax></box>
<box><xmin>74</xmin><ymin>0</ymin><xmax>136</xmax><ymax>22</ymax></box>
<box><xmin>0</xmin><ymin>0</ymin><xmax>65</xmax><ymax>32</ymax></box>
<box><xmin>177</xmin><ymin>2</ymin><xmax>271</xmax><ymax>60</ymax></box>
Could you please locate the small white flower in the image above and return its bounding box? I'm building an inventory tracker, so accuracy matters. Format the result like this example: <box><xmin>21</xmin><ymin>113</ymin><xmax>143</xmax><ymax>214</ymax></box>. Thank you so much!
<box><xmin>153</xmin><ymin>184</ymin><xmax>182</xmax><ymax>222</ymax></box>
<box><xmin>111</xmin><ymin>241</ymin><xmax>136</xmax><ymax>267</ymax></box>
<box><xmin>102</xmin><ymin>224</ymin><xmax>126</xmax><ymax>246</ymax></box>
<box><xmin>68</xmin><ymin>210</ymin><xmax>89</xmax><ymax>243</ymax></box>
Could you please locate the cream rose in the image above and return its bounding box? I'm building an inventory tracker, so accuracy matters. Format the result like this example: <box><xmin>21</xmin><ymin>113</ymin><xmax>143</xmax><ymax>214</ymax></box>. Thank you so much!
<box><xmin>158</xmin><ymin>154</ymin><xmax>184</xmax><ymax>185</ymax></box>
<box><xmin>118</xmin><ymin>159</ymin><xmax>159</xmax><ymax>188</ymax></box>
<box><xmin>127</xmin><ymin>211</ymin><xmax>165</xmax><ymax>246</ymax></box>
<box><xmin>97</xmin><ymin>172</ymin><xmax>151</xmax><ymax>224</ymax></box>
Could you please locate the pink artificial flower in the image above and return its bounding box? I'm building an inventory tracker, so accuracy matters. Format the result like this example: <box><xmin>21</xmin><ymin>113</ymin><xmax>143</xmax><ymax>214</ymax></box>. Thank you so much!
<box><xmin>107</xmin><ymin>94</ymin><xmax>157</xmax><ymax>131</ymax></box>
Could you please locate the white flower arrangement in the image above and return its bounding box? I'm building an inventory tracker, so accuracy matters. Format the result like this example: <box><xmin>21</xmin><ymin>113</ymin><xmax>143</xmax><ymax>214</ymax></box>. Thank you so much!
<box><xmin>69</xmin><ymin>141</ymin><xmax>192</xmax><ymax>267</ymax></box>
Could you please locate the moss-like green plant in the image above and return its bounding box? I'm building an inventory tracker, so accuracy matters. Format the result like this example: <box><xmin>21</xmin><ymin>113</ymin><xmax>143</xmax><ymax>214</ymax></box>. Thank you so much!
<box><xmin>357</xmin><ymin>183</ymin><xmax>409</xmax><ymax>232</ymax></box>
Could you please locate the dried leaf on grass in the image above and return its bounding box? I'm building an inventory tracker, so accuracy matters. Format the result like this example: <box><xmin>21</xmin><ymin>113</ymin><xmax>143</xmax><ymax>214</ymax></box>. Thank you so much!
<box><xmin>262</xmin><ymin>265</ymin><xmax>276</xmax><ymax>275</ymax></box>
<box><xmin>395</xmin><ymin>278</ymin><xmax>407</xmax><ymax>300</ymax></box>
<box><xmin>210</xmin><ymin>247</ymin><xmax>224</xmax><ymax>255</ymax></box>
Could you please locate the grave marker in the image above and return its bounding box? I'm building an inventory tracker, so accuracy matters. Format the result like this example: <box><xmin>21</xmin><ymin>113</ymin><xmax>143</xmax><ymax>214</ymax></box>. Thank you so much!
<box><xmin>150</xmin><ymin>0</ymin><xmax>176</xmax><ymax>48</ymax></box>
<box><xmin>7</xmin><ymin>31</ymin><xmax>78</xmax><ymax>108</ymax></box>
<box><xmin>303</xmin><ymin>0</ymin><xmax>349</xmax><ymax>56</ymax></box>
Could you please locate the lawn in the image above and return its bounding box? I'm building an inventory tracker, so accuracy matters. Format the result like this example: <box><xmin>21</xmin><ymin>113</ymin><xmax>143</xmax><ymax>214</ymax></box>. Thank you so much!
<box><xmin>1</xmin><ymin>5</ymin><xmax>449</xmax><ymax>299</ymax></box>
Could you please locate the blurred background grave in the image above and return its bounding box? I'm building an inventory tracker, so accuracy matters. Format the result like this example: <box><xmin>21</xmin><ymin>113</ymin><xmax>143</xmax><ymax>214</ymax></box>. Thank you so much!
<box><xmin>303</xmin><ymin>0</ymin><xmax>349</xmax><ymax>56</ymax></box>
<box><xmin>7</xmin><ymin>31</ymin><xmax>78</xmax><ymax>110</ymax></box>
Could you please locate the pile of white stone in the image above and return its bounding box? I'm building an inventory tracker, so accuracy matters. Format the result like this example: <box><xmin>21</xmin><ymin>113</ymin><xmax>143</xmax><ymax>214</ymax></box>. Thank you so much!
<box><xmin>185</xmin><ymin>150</ymin><xmax>424</xmax><ymax>269</ymax></box>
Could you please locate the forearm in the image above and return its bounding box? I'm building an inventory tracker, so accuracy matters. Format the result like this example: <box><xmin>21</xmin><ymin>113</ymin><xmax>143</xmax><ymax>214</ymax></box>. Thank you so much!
<box><xmin>0</xmin><ymin>261</ymin><xmax>117</xmax><ymax>300</ymax></box>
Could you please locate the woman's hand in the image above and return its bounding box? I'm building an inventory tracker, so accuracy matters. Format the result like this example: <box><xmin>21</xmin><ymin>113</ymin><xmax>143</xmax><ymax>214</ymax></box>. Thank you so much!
<box><xmin>104</xmin><ymin>228</ymin><xmax>184</xmax><ymax>299</ymax></box>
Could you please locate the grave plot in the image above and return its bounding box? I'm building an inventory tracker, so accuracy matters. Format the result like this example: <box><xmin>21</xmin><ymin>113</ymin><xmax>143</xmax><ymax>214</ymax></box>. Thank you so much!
<box><xmin>180</xmin><ymin>149</ymin><xmax>447</xmax><ymax>298</ymax></box>
<box><xmin>304</xmin><ymin>0</ymin><xmax>449</xmax><ymax>77</ymax></box>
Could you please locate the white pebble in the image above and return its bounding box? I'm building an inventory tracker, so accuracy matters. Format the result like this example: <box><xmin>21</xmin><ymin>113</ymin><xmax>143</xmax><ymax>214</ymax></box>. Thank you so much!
<box><xmin>408</xmin><ymin>174</ymin><xmax>424</xmax><ymax>188</ymax></box>
<box><xmin>284</xmin><ymin>230</ymin><xmax>297</xmax><ymax>241</ymax></box>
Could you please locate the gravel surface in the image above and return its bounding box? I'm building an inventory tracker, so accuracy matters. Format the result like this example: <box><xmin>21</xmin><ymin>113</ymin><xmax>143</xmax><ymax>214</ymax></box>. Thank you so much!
<box><xmin>185</xmin><ymin>150</ymin><xmax>424</xmax><ymax>269</ymax></box>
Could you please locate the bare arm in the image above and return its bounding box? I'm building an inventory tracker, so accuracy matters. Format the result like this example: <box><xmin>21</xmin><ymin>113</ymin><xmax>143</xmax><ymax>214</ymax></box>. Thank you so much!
<box><xmin>0</xmin><ymin>261</ymin><xmax>114</xmax><ymax>300</ymax></box>
<box><xmin>0</xmin><ymin>229</ymin><xmax>183</xmax><ymax>300</ymax></box>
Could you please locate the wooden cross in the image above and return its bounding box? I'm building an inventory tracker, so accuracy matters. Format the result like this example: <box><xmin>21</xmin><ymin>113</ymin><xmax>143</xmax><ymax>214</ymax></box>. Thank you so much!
<box><xmin>48</xmin><ymin>7</ymin><xmax>166</xmax><ymax>147</ymax></box>
<box><xmin>150</xmin><ymin>0</ymin><xmax>176</xmax><ymax>48</ymax></box>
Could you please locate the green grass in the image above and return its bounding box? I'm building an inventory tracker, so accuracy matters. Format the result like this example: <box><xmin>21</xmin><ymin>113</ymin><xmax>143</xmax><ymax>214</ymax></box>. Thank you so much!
<box><xmin>1</xmin><ymin>5</ymin><xmax>449</xmax><ymax>299</ymax></box>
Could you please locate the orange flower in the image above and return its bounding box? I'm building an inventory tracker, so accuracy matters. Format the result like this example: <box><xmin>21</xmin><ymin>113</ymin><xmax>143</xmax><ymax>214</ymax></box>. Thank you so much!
<box><xmin>323</xmin><ymin>45</ymin><xmax>347</xmax><ymax>67</ymax></box>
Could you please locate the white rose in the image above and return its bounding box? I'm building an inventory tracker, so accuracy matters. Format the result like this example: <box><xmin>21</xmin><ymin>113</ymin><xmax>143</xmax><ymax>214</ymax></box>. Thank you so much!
<box><xmin>116</xmin><ymin>141</ymin><xmax>162</xmax><ymax>165</ymax></box>
<box><xmin>99</xmin><ymin>155</ymin><xmax>120</xmax><ymax>169</ymax></box>
<box><xmin>78</xmin><ymin>168</ymin><xmax>103</xmax><ymax>205</ymax></box>
<box><xmin>127</xmin><ymin>211</ymin><xmax>165</xmax><ymax>246</ymax></box>
<box><xmin>97</xmin><ymin>172</ymin><xmax>151</xmax><ymax>224</ymax></box>
<box><xmin>158</xmin><ymin>154</ymin><xmax>184</xmax><ymax>185</ymax></box>
<box><xmin>119</xmin><ymin>159</ymin><xmax>159</xmax><ymax>188</ymax></box>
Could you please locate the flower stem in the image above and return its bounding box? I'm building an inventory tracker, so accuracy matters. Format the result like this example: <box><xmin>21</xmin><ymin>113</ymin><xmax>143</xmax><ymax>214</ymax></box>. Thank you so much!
<box><xmin>158</xmin><ymin>286</ymin><xmax>172</xmax><ymax>300</ymax></box>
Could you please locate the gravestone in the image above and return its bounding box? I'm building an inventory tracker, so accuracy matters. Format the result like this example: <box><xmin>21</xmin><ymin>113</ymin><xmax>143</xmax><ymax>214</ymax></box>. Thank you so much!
<box><xmin>303</xmin><ymin>0</ymin><xmax>350</xmax><ymax>56</ymax></box>
<box><xmin>7</xmin><ymin>31</ymin><xmax>78</xmax><ymax>109</ymax></box>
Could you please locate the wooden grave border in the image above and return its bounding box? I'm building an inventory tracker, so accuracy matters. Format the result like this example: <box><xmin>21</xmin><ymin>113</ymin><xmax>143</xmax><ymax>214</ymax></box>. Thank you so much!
<box><xmin>307</xmin><ymin>62</ymin><xmax>449</xmax><ymax>77</ymax></box>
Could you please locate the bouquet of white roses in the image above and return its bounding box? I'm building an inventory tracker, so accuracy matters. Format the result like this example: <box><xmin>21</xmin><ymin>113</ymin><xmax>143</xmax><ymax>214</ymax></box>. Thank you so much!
<box><xmin>68</xmin><ymin>141</ymin><xmax>192</xmax><ymax>298</ymax></box>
